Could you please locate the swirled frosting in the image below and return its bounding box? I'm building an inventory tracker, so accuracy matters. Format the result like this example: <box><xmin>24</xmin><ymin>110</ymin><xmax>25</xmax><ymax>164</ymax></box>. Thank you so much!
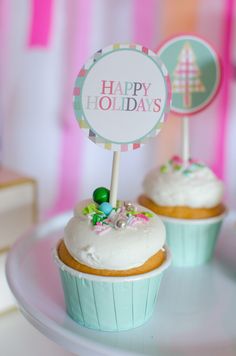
<box><xmin>64</xmin><ymin>200</ymin><xmax>166</xmax><ymax>270</ymax></box>
<box><xmin>143</xmin><ymin>156</ymin><xmax>224</xmax><ymax>208</ymax></box>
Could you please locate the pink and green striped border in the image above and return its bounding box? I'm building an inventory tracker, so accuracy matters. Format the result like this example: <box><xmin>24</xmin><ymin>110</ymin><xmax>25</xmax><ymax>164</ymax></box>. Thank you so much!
<box><xmin>157</xmin><ymin>34</ymin><xmax>222</xmax><ymax>116</ymax></box>
<box><xmin>73</xmin><ymin>43</ymin><xmax>171</xmax><ymax>152</ymax></box>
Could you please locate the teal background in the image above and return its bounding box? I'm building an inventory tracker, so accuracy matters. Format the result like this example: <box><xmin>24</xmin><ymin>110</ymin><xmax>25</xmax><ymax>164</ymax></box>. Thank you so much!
<box><xmin>159</xmin><ymin>38</ymin><xmax>220</xmax><ymax>113</ymax></box>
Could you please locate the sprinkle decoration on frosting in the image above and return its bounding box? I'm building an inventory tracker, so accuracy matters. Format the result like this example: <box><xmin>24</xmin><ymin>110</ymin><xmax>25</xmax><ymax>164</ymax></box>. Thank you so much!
<box><xmin>143</xmin><ymin>156</ymin><xmax>224</xmax><ymax>209</ymax></box>
<box><xmin>160</xmin><ymin>155</ymin><xmax>205</xmax><ymax>176</ymax></box>
<box><xmin>82</xmin><ymin>187</ymin><xmax>153</xmax><ymax>235</ymax></box>
<box><xmin>65</xmin><ymin>199</ymin><xmax>165</xmax><ymax>270</ymax></box>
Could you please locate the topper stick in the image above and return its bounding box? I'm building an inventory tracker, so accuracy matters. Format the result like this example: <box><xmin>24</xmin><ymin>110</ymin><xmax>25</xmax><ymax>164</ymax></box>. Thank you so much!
<box><xmin>182</xmin><ymin>116</ymin><xmax>190</xmax><ymax>166</ymax></box>
<box><xmin>110</xmin><ymin>151</ymin><xmax>121</xmax><ymax>207</ymax></box>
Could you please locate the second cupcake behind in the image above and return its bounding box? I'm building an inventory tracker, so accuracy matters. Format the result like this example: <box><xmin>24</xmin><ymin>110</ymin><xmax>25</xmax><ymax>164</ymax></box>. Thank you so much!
<box><xmin>139</xmin><ymin>156</ymin><xmax>226</xmax><ymax>267</ymax></box>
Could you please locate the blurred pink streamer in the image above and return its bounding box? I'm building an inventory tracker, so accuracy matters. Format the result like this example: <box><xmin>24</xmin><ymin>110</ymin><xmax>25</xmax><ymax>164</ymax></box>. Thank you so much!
<box><xmin>133</xmin><ymin>0</ymin><xmax>157</xmax><ymax>48</ymax></box>
<box><xmin>214</xmin><ymin>0</ymin><xmax>234</xmax><ymax>179</ymax></box>
<box><xmin>48</xmin><ymin>0</ymin><xmax>91</xmax><ymax>216</ymax></box>
<box><xmin>0</xmin><ymin>0</ymin><xmax>8</xmax><ymax>47</ymax></box>
<box><xmin>28</xmin><ymin>0</ymin><xmax>54</xmax><ymax>47</ymax></box>
<box><xmin>0</xmin><ymin>0</ymin><xmax>9</xmax><ymax>164</ymax></box>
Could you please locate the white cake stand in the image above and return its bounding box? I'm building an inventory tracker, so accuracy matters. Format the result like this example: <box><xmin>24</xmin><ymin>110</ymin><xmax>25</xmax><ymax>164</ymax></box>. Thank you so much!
<box><xmin>6</xmin><ymin>211</ymin><xmax>236</xmax><ymax>356</ymax></box>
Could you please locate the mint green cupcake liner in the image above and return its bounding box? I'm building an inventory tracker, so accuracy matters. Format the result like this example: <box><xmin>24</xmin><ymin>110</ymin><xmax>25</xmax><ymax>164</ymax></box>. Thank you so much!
<box><xmin>53</xmin><ymin>244</ymin><xmax>171</xmax><ymax>332</ymax></box>
<box><xmin>161</xmin><ymin>213</ymin><xmax>225</xmax><ymax>267</ymax></box>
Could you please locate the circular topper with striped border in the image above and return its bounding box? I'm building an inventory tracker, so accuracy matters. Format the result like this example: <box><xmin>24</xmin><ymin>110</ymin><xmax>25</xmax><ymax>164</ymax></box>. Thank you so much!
<box><xmin>158</xmin><ymin>35</ymin><xmax>221</xmax><ymax>115</ymax></box>
<box><xmin>73</xmin><ymin>43</ymin><xmax>171</xmax><ymax>152</ymax></box>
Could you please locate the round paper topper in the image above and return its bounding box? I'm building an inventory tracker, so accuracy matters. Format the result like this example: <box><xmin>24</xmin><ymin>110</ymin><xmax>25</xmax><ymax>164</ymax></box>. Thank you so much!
<box><xmin>158</xmin><ymin>35</ymin><xmax>221</xmax><ymax>115</ymax></box>
<box><xmin>73</xmin><ymin>44</ymin><xmax>171</xmax><ymax>151</ymax></box>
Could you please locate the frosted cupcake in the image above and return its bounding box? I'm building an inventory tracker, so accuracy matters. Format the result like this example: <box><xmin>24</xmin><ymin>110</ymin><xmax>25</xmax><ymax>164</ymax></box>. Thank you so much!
<box><xmin>54</xmin><ymin>188</ymin><xmax>171</xmax><ymax>331</ymax></box>
<box><xmin>139</xmin><ymin>156</ymin><xmax>226</xmax><ymax>267</ymax></box>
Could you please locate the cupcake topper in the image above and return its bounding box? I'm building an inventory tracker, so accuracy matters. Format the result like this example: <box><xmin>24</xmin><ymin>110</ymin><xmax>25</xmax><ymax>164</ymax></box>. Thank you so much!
<box><xmin>158</xmin><ymin>35</ymin><xmax>221</xmax><ymax>165</ymax></box>
<box><xmin>74</xmin><ymin>43</ymin><xmax>171</xmax><ymax>207</ymax></box>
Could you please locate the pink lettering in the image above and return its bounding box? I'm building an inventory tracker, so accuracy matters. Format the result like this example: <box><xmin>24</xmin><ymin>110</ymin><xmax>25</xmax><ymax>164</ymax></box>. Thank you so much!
<box><xmin>153</xmin><ymin>98</ymin><xmax>161</xmax><ymax>112</ymax></box>
<box><xmin>143</xmin><ymin>83</ymin><xmax>151</xmax><ymax>96</ymax></box>
<box><xmin>136</xmin><ymin>98</ymin><xmax>146</xmax><ymax>112</ymax></box>
<box><xmin>99</xmin><ymin>96</ymin><xmax>112</xmax><ymax>110</ymax></box>
<box><xmin>101</xmin><ymin>80</ymin><xmax>114</xmax><ymax>95</ymax></box>
<box><xmin>113</xmin><ymin>82</ymin><xmax>123</xmax><ymax>95</ymax></box>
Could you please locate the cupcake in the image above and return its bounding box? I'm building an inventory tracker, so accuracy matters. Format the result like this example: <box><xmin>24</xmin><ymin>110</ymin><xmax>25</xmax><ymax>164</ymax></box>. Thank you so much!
<box><xmin>139</xmin><ymin>156</ymin><xmax>226</xmax><ymax>267</ymax></box>
<box><xmin>54</xmin><ymin>188</ymin><xmax>171</xmax><ymax>331</ymax></box>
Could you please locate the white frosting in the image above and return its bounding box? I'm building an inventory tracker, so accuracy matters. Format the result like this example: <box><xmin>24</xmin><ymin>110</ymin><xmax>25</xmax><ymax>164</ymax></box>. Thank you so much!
<box><xmin>64</xmin><ymin>200</ymin><xmax>165</xmax><ymax>270</ymax></box>
<box><xmin>143</xmin><ymin>165</ymin><xmax>224</xmax><ymax>208</ymax></box>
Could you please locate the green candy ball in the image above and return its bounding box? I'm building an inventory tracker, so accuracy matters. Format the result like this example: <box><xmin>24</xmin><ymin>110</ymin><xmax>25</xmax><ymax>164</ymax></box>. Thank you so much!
<box><xmin>93</xmin><ymin>187</ymin><xmax>110</xmax><ymax>204</ymax></box>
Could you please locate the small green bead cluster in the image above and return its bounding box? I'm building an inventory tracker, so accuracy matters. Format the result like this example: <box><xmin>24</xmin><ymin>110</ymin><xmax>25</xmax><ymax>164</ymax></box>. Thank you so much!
<box><xmin>92</xmin><ymin>187</ymin><xmax>110</xmax><ymax>205</ymax></box>
<box><xmin>82</xmin><ymin>187</ymin><xmax>154</xmax><ymax>233</ymax></box>
<box><xmin>82</xmin><ymin>187</ymin><xmax>113</xmax><ymax>226</ymax></box>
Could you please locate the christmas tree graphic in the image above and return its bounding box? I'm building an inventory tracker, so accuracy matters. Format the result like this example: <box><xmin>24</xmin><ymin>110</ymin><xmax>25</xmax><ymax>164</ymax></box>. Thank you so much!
<box><xmin>172</xmin><ymin>42</ymin><xmax>205</xmax><ymax>108</ymax></box>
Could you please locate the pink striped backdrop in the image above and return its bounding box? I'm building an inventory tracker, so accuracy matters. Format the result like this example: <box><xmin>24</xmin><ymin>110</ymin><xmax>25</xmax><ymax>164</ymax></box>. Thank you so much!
<box><xmin>133</xmin><ymin>0</ymin><xmax>157</xmax><ymax>48</ymax></box>
<box><xmin>0</xmin><ymin>0</ymin><xmax>9</xmax><ymax>164</ymax></box>
<box><xmin>213</xmin><ymin>0</ymin><xmax>234</xmax><ymax>179</ymax></box>
<box><xmin>49</xmin><ymin>0</ymin><xmax>92</xmax><ymax>215</ymax></box>
<box><xmin>1</xmin><ymin>1</ymin><xmax>235</xmax><ymax>214</ymax></box>
<box><xmin>28</xmin><ymin>0</ymin><xmax>54</xmax><ymax>47</ymax></box>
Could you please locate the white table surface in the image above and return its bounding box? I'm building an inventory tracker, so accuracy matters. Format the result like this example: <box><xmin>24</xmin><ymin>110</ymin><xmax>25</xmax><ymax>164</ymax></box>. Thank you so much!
<box><xmin>0</xmin><ymin>309</ymin><xmax>75</xmax><ymax>356</ymax></box>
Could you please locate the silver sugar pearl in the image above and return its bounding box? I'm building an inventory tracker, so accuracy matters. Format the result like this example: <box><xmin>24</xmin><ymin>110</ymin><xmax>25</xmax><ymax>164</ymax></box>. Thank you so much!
<box><xmin>124</xmin><ymin>201</ymin><xmax>135</xmax><ymax>212</ymax></box>
<box><xmin>115</xmin><ymin>218</ymin><xmax>127</xmax><ymax>230</ymax></box>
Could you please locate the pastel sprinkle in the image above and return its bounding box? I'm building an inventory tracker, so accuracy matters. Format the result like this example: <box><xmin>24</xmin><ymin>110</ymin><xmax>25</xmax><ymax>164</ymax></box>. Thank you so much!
<box><xmin>129</xmin><ymin>218</ymin><xmax>139</xmax><ymax>226</ymax></box>
<box><xmin>92</xmin><ymin>213</ymin><xmax>106</xmax><ymax>225</ymax></box>
<box><xmin>94</xmin><ymin>224</ymin><xmax>112</xmax><ymax>235</ymax></box>
<box><xmin>183</xmin><ymin>169</ymin><xmax>191</xmax><ymax>176</ymax></box>
<box><xmin>141</xmin><ymin>211</ymin><xmax>153</xmax><ymax>218</ymax></box>
<box><xmin>173</xmin><ymin>164</ymin><xmax>182</xmax><ymax>171</ymax></box>
<box><xmin>127</xmin><ymin>216</ymin><xmax>135</xmax><ymax>224</ymax></box>
<box><xmin>160</xmin><ymin>165</ymin><xmax>168</xmax><ymax>173</ymax></box>
<box><xmin>82</xmin><ymin>203</ymin><xmax>102</xmax><ymax>215</ymax></box>
<box><xmin>171</xmin><ymin>155</ymin><xmax>183</xmax><ymax>164</ymax></box>
<box><xmin>82</xmin><ymin>200</ymin><xmax>154</xmax><ymax>235</ymax></box>
<box><xmin>129</xmin><ymin>211</ymin><xmax>153</xmax><ymax>218</ymax></box>
<box><xmin>161</xmin><ymin>156</ymin><xmax>205</xmax><ymax>176</ymax></box>
<box><xmin>135</xmin><ymin>213</ymin><xmax>149</xmax><ymax>221</ymax></box>
<box><xmin>116</xmin><ymin>200</ymin><xmax>123</xmax><ymax>208</ymax></box>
